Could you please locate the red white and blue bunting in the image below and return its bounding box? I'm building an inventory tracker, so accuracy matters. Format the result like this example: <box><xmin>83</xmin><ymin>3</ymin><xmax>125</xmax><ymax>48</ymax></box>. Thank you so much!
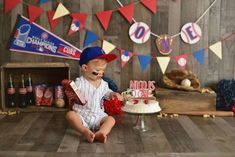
<box><xmin>4</xmin><ymin>0</ymin><xmax>234</xmax><ymax>74</ymax></box>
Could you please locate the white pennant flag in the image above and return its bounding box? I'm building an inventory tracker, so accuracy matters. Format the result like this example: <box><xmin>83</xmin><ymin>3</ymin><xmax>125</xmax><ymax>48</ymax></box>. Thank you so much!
<box><xmin>53</xmin><ymin>3</ymin><xmax>70</xmax><ymax>20</ymax></box>
<box><xmin>156</xmin><ymin>57</ymin><xmax>171</xmax><ymax>74</ymax></box>
<box><xmin>102</xmin><ymin>40</ymin><xmax>116</xmax><ymax>54</ymax></box>
<box><xmin>209</xmin><ymin>41</ymin><xmax>222</xmax><ymax>59</ymax></box>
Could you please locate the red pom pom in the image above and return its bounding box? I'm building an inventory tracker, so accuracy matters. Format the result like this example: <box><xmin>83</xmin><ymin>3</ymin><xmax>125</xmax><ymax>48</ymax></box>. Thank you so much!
<box><xmin>103</xmin><ymin>98</ymin><xmax>124</xmax><ymax>116</ymax></box>
<box><xmin>232</xmin><ymin>105</ymin><xmax>235</xmax><ymax>115</ymax></box>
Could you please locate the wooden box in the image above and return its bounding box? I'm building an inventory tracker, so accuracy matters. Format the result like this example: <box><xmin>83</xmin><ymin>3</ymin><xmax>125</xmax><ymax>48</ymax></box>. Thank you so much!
<box><xmin>1</xmin><ymin>62</ymin><xmax>70</xmax><ymax>112</ymax></box>
<box><xmin>155</xmin><ymin>88</ymin><xmax>216</xmax><ymax>113</ymax></box>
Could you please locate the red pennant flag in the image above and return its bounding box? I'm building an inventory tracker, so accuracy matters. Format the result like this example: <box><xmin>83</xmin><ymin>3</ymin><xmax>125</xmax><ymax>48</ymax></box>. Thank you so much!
<box><xmin>4</xmin><ymin>0</ymin><xmax>21</xmax><ymax>13</ymax></box>
<box><xmin>28</xmin><ymin>4</ymin><xmax>43</xmax><ymax>23</ymax></box>
<box><xmin>174</xmin><ymin>54</ymin><xmax>190</xmax><ymax>69</ymax></box>
<box><xmin>70</xmin><ymin>13</ymin><xmax>88</xmax><ymax>27</ymax></box>
<box><xmin>47</xmin><ymin>10</ymin><xmax>61</xmax><ymax>30</ymax></box>
<box><xmin>140</xmin><ymin>0</ymin><xmax>157</xmax><ymax>14</ymax></box>
<box><xmin>120</xmin><ymin>50</ymin><xmax>133</xmax><ymax>68</ymax></box>
<box><xmin>118</xmin><ymin>3</ymin><xmax>134</xmax><ymax>24</ymax></box>
<box><xmin>68</xmin><ymin>13</ymin><xmax>88</xmax><ymax>36</ymax></box>
<box><xmin>68</xmin><ymin>19</ymin><xmax>82</xmax><ymax>35</ymax></box>
<box><xmin>96</xmin><ymin>10</ymin><xmax>112</xmax><ymax>31</ymax></box>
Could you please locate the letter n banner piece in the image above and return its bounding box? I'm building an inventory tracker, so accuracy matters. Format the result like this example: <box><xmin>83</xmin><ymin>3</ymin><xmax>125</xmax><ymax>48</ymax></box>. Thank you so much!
<box><xmin>9</xmin><ymin>15</ymin><xmax>82</xmax><ymax>60</ymax></box>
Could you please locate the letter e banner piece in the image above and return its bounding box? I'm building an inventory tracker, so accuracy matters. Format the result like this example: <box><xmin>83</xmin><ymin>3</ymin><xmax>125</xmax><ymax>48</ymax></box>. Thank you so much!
<box><xmin>129</xmin><ymin>22</ymin><xmax>151</xmax><ymax>44</ymax></box>
<box><xmin>156</xmin><ymin>34</ymin><xmax>173</xmax><ymax>56</ymax></box>
<box><xmin>181</xmin><ymin>22</ymin><xmax>202</xmax><ymax>44</ymax></box>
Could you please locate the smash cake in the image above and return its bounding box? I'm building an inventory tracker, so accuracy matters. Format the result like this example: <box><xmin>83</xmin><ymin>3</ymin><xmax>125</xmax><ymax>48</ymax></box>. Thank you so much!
<box><xmin>121</xmin><ymin>80</ymin><xmax>161</xmax><ymax>114</ymax></box>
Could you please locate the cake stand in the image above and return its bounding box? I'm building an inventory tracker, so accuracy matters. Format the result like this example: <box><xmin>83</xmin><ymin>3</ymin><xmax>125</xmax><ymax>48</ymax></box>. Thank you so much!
<box><xmin>122</xmin><ymin>100</ymin><xmax>161</xmax><ymax>132</ymax></box>
<box><xmin>133</xmin><ymin>114</ymin><xmax>148</xmax><ymax>132</ymax></box>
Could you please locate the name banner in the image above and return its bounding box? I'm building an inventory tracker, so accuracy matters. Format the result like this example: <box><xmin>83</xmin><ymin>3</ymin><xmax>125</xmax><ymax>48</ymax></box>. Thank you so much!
<box><xmin>10</xmin><ymin>15</ymin><xmax>82</xmax><ymax>60</ymax></box>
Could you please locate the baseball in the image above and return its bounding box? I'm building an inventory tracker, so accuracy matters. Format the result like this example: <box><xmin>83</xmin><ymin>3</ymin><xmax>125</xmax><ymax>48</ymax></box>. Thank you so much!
<box><xmin>121</xmin><ymin>54</ymin><xmax>130</xmax><ymax>62</ymax></box>
<box><xmin>181</xmin><ymin>22</ymin><xmax>202</xmax><ymax>44</ymax></box>
<box><xmin>55</xmin><ymin>98</ymin><xmax>65</xmax><ymax>108</ymax></box>
<box><xmin>70</xmin><ymin>21</ymin><xmax>80</xmax><ymax>32</ymax></box>
<box><xmin>129</xmin><ymin>22</ymin><xmax>151</xmax><ymax>44</ymax></box>
<box><xmin>178</xmin><ymin>57</ymin><xmax>187</xmax><ymax>67</ymax></box>
<box><xmin>181</xmin><ymin>78</ymin><xmax>191</xmax><ymax>87</ymax></box>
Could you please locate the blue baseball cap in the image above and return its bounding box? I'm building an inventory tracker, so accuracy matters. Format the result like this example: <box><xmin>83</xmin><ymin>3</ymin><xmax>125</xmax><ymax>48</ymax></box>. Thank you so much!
<box><xmin>79</xmin><ymin>46</ymin><xmax>117</xmax><ymax>66</ymax></box>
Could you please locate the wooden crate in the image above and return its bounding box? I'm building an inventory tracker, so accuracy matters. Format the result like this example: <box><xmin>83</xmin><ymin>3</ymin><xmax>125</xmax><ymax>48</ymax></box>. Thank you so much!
<box><xmin>1</xmin><ymin>62</ymin><xmax>70</xmax><ymax>112</ymax></box>
<box><xmin>155</xmin><ymin>88</ymin><xmax>216</xmax><ymax>113</ymax></box>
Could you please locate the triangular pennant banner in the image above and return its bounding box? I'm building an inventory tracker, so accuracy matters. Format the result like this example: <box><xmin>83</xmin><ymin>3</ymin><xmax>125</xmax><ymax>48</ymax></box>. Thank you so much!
<box><xmin>138</xmin><ymin>55</ymin><xmax>151</xmax><ymax>72</ymax></box>
<box><xmin>209</xmin><ymin>41</ymin><xmax>222</xmax><ymax>59</ymax></box>
<box><xmin>4</xmin><ymin>0</ymin><xmax>21</xmax><ymax>13</ymax></box>
<box><xmin>70</xmin><ymin>13</ymin><xmax>88</xmax><ymax>26</ymax></box>
<box><xmin>39</xmin><ymin>0</ymin><xmax>49</xmax><ymax>4</ymax></box>
<box><xmin>28</xmin><ymin>4</ymin><xmax>44</xmax><ymax>23</ymax></box>
<box><xmin>193</xmin><ymin>49</ymin><xmax>205</xmax><ymax>64</ymax></box>
<box><xmin>118</xmin><ymin>3</ymin><xmax>134</xmax><ymax>24</ymax></box>
<box><xmin>53</xmin><ymin>3</ymin><xmax>70</xmax><ymax>20</ymax></box>
<box><xmin>47</xmin><ymin>10</ymin><xmax>61</xmax><ymax>30</ymax></box>
<box><xmin>102</xmin><ymin>40</ymin><xmax>116</xmax><ymax>54</ymax></box>
<box><xmin>96</xmin><ymin>10</ymin><xmax>112</xmax><ymax>31</ymax></box>
<box><xmin>174</xmin><ymin>54</ymin><xmax>190</xmax><ymax>69</ymax></box>
<box><xmin>83</xmin><ymin>31</ymin><xmax>99</xmax><ymax>47</ymax></box>
<box><xmin>10</xmin><ymin>16</ymin><xmax>82</xmax><ymax>60</ymax></box>
<box><xmin>156</xmin><ymin>57</ymin><xmax>170</xmax><ymax>74</ymax></box>
<box><xmin>140</xmin><ymin>0</ymin><xmax>157</xmax><ymax>14</ymax></box>
<box><xmin>120</xmin><ymin>50</ymin><xmax>133</xmax><ymax>68</ymax></box>
<box><xmin>68</xmin><ymin>19</ymin><xmax>82</xmax><ymax>36</ymax></box>
<box><xmin>68</xmin><ymin>13</ymin><xmax>88</xmax><ymax>35</ymax></box>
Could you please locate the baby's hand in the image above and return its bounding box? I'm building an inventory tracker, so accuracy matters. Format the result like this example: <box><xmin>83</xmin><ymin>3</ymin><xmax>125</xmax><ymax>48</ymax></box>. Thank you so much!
<box><xmin>109</xmin><ymin>92</ymin><xmax>123</xmax><ymax>101</ymax></box>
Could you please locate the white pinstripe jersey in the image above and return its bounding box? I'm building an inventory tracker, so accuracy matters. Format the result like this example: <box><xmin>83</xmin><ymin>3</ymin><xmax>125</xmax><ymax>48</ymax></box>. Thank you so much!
<box><xmin>73</xmin><ymin>76</ymin><xmax>112</xmax><ymax>127</ymax></box>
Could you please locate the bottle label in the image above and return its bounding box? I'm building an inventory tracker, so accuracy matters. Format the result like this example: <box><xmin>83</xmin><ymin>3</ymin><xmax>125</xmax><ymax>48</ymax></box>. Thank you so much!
<box><xmin>44</xmin><ymin>89</ymin><xmax>53</xmax><ymax>98</ymax></box>
<box><xmin>55</xmin><ymin>85</ymin><xmax>64</xmax><ymax>99</ymax></box>
<box><xmin>7</xmin><ymin>88</ymin><xmax>16</xmax><ymax>94</ymax></box>
<box><xmin>26</xmin><ymin>86</ymin><xmax>33</xmax><ymax>92</ymax></box>
<box><xmin>19</xmin><ymin>88</ymin><xmax>27</xmax><ymax>94</ymax></box>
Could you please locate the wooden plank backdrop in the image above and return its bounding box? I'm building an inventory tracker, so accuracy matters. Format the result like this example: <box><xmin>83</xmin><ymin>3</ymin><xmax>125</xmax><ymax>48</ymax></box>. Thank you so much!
<box><xmin>0</xmin><ymin>0</ymin><xmax>235</xmax><ymax>91</ymax></box>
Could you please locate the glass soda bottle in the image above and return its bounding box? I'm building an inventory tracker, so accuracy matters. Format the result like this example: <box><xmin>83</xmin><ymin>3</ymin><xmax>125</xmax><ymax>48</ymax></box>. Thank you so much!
<box><xmin>18</xmin><ymin>74</ymin><xmax>27</xmax><ymax>108</ymax></box>
<box><xmin>26</xmin><ymin>73</ymin><xmax>34</xmax><ymax>105</ymax></box>
<box><xmin>7</xmin><ymin>74</ymin><xmax>16</xmax><ymax>107</ymax></box>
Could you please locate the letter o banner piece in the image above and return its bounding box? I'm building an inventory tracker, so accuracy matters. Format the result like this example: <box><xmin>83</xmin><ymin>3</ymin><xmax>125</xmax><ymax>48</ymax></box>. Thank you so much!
<box><xmin>129</xmin><ymin>22</ymin><xmax>151</xmax><ymax>44</ymax></box>
<box><xmin>180</xmin><ymin>22</ymin><xmax>202</xmax><ymax>44</ymax></box>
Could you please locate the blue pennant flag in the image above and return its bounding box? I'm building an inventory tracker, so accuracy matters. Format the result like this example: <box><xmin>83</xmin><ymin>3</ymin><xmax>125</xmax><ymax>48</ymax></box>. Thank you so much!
<box><xmin>39</xmin><ymin>0</ymin><xmax>49</xmax><ymax>4</ymax></box>
<box><xmin>193</xmin><ymin>49</ymin><xmax>205</xmax><ymax>64</ymax></box>
<box><xmin>10</xmin><ymin>15</ymin><xmax>82</xmax><ymax>60</ymax></box>
<box><xmin>83</xmin><ymin>30</ymin><xmax>99</xmax><ymax>47</ymax></box>
<box><xmin>138</xmin><ymin>55</ymin><xmax>152</xmax><ymax>72</ymax></box>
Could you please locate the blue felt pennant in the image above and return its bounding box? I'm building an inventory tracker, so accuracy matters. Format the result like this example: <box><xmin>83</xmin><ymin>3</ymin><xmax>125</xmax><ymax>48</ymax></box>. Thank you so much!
<box><xmin>138</xmin><ymin>55</ymin><xmax>151</xmax><ymax>72</ymax></box>
<box><xmin>193</xmin><ymin>49</ymin><xmax>205</xmax><ymax>64</ymax></box>
<box><xmin>39</xmin><ymin>0</ymin><xmax>49</xmax><ymax>4</ymax></box>
<box><xmin>83</xmin><ymin>31</ymin><xmax>99</xmax><ymax>47</ymax></box>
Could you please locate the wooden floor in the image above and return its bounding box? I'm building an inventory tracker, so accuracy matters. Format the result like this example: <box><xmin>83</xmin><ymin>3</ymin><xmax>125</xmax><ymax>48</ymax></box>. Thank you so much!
<box><xmin>0</xmin><ymin>112</ymin><xmax>234</xmax><ymax>157</ymax></box>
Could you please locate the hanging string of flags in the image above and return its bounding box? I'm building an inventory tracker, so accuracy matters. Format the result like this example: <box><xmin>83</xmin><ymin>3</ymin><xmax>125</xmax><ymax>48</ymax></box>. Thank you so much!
<box><xmin>4</xmin><ymin>0</ymin><xmax>157</xmax><ymax>31</ymax></box>
<box><xmin>117</xmin><ymin>0</ymin><xmax>217</xmax><ymax>39</ymax></box>
<box><xmin>9</xmin><ymin>15</ymin><xmax>235</xmax><ymax>74</ymax></box>
<box><xmin>4</xmin><ymin>0</ymin><xmax>234</xmax><ymax>74</ymax></box>
<box><xmin>117</xmin><ymin>0</ymin><xmax>217</xmax><ymax>56</ymax></box>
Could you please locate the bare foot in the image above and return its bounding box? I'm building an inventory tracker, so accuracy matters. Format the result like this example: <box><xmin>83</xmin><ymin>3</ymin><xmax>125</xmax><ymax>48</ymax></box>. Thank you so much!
<box><xmin>95</xmin><ymin>132</ymin><xmax>107</xmax><ymax>143</ymax></box>
<box><xmin>83</xmin><ymin>129</ymin><xmax>95</xmax><ymax>143</ymax></box>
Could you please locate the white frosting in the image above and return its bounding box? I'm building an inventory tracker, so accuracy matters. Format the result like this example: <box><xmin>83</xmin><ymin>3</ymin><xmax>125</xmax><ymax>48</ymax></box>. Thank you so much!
<box><xmin>122</xmin><ymin>99</ymin><xmax>161</xmax><ymax>114</ymax></box>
